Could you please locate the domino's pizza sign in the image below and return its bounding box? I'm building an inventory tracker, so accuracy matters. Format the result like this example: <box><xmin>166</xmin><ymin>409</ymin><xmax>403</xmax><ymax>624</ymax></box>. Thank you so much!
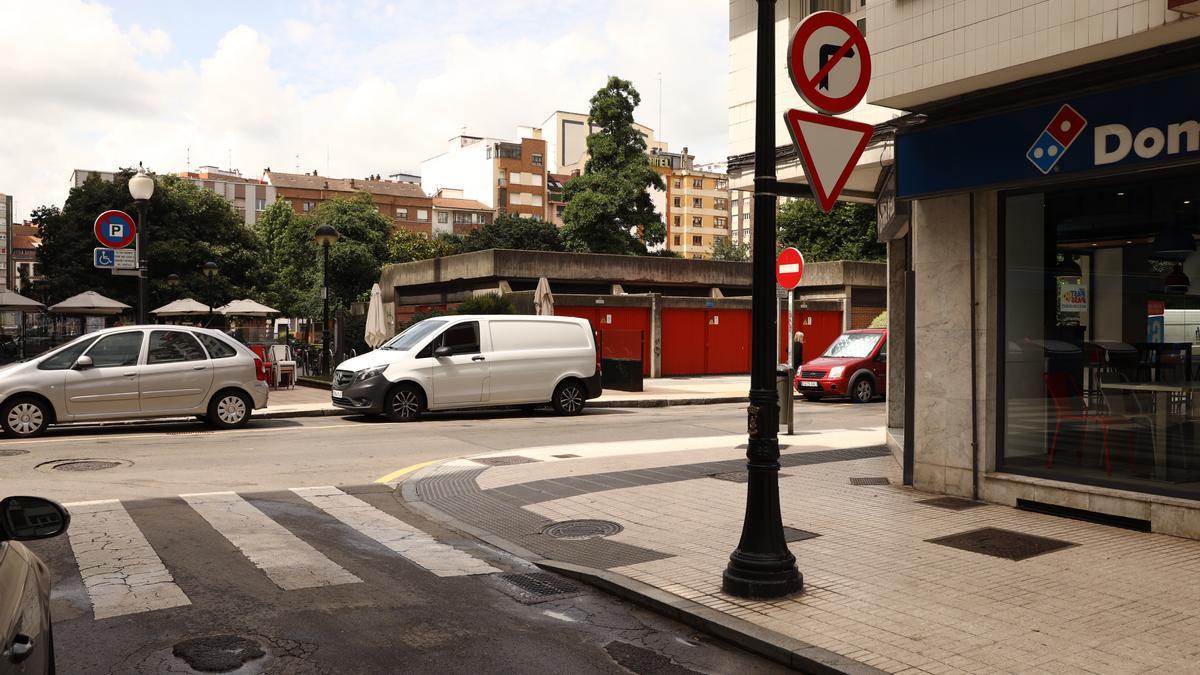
<box><xmin>896</xmin><ymin>69</ymin><xmax>1200</xmax><ymax>198</ymax></box>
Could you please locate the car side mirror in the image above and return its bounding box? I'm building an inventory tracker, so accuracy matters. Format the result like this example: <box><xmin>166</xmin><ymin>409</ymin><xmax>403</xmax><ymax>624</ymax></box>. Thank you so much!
<box><xmin>73</xmin><ymin>355</ymin><xmax>93</xmax><ymax>370</ymax></box>
<box><xmin>877</xmin><ymin>353</ymin><xmax>887</xmax><ymax>363</ymax></box>
<box><xmin>433</xmin><ymin>345</ymin><xmax>453</xmax><ymax>358</ymax></box>
<box><xmin>0</xmin><ymin>496</ymin><xmax>70</xmax><ymax>541</ymax></box>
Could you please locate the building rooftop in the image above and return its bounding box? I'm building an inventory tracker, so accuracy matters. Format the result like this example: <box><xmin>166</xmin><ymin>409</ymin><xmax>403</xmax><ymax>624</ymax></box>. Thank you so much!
<box><xmin>264</xmin><ymin>171</ymin><xmax>426</xmax><ymax>198</ymax></box>
<box><xmin>433</xmin><ymin>196</ymin><xmax>492</xmax><ymax>211</ymax></box>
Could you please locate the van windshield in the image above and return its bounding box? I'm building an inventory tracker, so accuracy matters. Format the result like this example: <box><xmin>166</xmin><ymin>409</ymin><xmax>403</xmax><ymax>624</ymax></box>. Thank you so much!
<box><xmin>821</xmin><ymin>333</ymin><xmax>881</xmax><ymax>359</ymax></box>
<box><xmin>380</xmin><ymin>319</ymin><xmax>447</xmax><ymax>351</ymax></box>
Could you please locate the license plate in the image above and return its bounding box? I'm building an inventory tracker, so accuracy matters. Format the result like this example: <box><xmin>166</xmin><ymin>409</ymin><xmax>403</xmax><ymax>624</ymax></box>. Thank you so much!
<box><xmin>332</xmin><ymin>389</ymin><xmax>343</xmax><ymax>398</ymax></box>
<box><xmin>800</xmin><ymin>381</ymin><xmax>818</xmax><ymax>389</ymax></box>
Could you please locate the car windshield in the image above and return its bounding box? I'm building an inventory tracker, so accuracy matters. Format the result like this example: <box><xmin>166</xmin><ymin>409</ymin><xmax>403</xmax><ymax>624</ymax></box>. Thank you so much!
<box><xmin>822</xmin><ymin>333</ymin><xmax>881</xmax><ymax>359</ymax></box>
<box><xmin>380</xmin><ymin>319</ymin><xmax>447</xmax><ymax>351</ymax></box>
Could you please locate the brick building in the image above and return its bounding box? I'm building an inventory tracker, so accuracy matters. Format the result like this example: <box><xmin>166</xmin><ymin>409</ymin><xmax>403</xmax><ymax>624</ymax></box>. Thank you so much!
<box><xmin>421</xmin><ymin>131</ymin><xmax>549</xmax><ymax>221</ymax></box>
<box><xmin>174</xmin><ymin>166</ymin><xmax>277</xmax><ymax>226</ymax></box>
<box><xmin>263</xmin><ymin>171</ymin><xmax>434</xmax><ymax>236</ymax></box>
<box><xmin>430</xmin><ymin>189</ymin><xmax>494</xmax><ymax>236</ymax></box>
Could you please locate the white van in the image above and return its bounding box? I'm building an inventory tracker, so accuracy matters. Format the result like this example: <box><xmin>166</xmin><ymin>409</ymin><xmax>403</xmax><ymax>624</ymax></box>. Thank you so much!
<box><xmin>330</xmin><ymin>315</ymin><xmax>601</xmax><ymax>421</ymax></box>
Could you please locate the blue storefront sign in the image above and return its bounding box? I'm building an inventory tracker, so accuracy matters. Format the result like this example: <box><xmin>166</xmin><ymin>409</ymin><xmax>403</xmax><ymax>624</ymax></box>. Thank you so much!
<box><xmin>897</xmin><ymin>69</ymin><xmax>1200</xmax><ymax>198</ymax></box>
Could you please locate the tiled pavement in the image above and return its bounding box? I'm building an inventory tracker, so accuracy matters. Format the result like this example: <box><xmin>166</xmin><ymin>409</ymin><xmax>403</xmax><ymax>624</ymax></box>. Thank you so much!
<box><xmin>407</xmin><ymin>431</ymin><xmax>1200</xmax><ymax>674</ymax></box>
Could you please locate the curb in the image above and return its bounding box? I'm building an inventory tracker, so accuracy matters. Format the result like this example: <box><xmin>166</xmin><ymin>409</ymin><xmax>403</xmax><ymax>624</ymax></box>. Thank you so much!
<box><xmin>399</xmin><ymin>459</ymin><xmax>882</xmax><ymax>675</ymax></box>
<box><xmin>259</xmin><ymin>407</ymin><xmax>343</xmax><ymax>419</ymax></box>
<box><xmin>258</xmin><ymin>396</ymin><xmax>748</xmax><ymax>420</ymax></box>
<box><xmin>535</xmin><ymin>560</ymin><xmax>885</xmax><ymax>675</ymax></box>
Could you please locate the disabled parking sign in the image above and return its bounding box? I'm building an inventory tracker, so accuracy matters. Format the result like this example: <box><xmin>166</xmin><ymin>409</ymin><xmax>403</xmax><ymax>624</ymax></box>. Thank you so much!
<box><xmin>94</xmin><ymin>210</ymin><xmax>137</xmax><ymax>249</ymax></box>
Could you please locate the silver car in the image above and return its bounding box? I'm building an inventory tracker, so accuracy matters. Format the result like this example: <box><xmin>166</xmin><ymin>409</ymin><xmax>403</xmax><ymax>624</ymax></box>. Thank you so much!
<box><xmin>0</xmin><ymin>326</ymin><xmax>269</xmax><ymax>438</ymax></box>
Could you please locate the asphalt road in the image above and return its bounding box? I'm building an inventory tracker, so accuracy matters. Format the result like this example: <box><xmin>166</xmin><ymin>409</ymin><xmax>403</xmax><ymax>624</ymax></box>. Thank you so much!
<box><xmin>7</xmin><ymin>401</ymin><xmax>883</xmax><ymax>674</ymax></box>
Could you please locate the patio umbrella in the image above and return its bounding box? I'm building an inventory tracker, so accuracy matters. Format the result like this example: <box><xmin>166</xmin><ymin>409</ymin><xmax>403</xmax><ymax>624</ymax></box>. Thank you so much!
<box><xmin>0</xmin><ymin>289</ymin><xmax>45</xmax><ymax>312</ymax></box>
<box><xmin>217</xmin><ymin>299</ymin><xmax>280</xmax><ymax>317</ymax></box>
<box><xmin>364</xmin><ymin>283</ymin><xmax>387</xmax><ymax>349</ymax></box>
<box><xmin>533</xmin><ymin>277</ymin><xmax>554</xmax><ymax>316</ymax></box>
<box><xmin>48</xmin><ymin>291</ymin><xmax>131</xmax><ymax>315</ymax></box>
<box><xmin>151</xmin><ymin>298</ymin><xmax>212</xmax><ymax>317</ymax></box>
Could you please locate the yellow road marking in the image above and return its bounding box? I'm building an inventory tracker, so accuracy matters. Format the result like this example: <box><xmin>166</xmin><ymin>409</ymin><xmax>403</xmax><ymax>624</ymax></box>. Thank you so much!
<box><xmin>374</xmin><ymin>460</ymin><xmax>439</xmax><ymax>485</ymax></box>
<box><xmin>0</xmin><ymin>422</ymin><xmax>347</xmax><ymax>446</ymax></box>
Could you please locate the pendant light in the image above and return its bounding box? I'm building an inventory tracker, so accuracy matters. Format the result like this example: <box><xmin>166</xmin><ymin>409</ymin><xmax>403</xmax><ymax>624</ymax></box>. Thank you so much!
<box><xmin>1164</xmin><ymin>264</ymin><xmax>1191</xmax><ymax>294</ymax></box>
<box><xmin>1151</xmin><ymin>219</ymin><xmax>1196</xmax><ymax>257</ymax></box>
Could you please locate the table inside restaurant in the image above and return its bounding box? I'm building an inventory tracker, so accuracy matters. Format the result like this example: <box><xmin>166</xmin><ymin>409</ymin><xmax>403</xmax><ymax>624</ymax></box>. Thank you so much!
<box><xmin>1098</xmin><ymin>381</ymin><xmax>1200</xmax><ymax>480</ymax></box>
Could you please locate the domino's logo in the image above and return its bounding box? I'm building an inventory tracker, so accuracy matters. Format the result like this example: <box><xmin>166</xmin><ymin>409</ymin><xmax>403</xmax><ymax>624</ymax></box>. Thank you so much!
<box><xmin>1027</xmin><ymin>104</ymin><xmax>1087</xmax><ymax>174</ymax></box>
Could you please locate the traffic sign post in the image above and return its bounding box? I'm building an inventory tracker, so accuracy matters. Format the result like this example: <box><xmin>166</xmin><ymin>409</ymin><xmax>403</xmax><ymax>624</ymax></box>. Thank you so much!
<box><xmin>777</xmin><ymin>247</ymin><xmax>805</xmax><ymax>438</ymax></box>
<box><xmin>782</xmin><ymin>11</ymin><xmax>874</xmax><ymax>213</ymax></box>
<box><xmin>93</xmin><ymin>210</ymin><xmax>137</xmax><ymax>249</ymax></box>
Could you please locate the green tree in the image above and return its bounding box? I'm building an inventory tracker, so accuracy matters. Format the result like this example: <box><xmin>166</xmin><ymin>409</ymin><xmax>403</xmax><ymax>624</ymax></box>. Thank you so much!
<box><xmin>776</xmin><ymin>200</ymin><xmax>884</xmax><ymax>262</ymax></box>
<box><xmin>561</xmin><ymin>76</ymin><xmax>665</xmax><ymax>255</ymax></box>
<box><xmin>35</xmin><ymin>172</ymin><xmax>269</xmax><ymax>312</ymax></box>
<box><xmin>387</xmin><ymin>230</ymin><xmax>461</xmax><ymax>263</ymax></box>
<box><xmin>456</xmin><ymin>293</ymin><xmax>515</xmax><ymax>315</ymax></box>
<box><xmin>710</xmin><ymin>238</ymin><xmax>752</xmax><ymax>262</ymax></box>
<box><xmin>455</xmin><ymin>214</ymin><xmax>563</xmax><ymax>252</ymax></box>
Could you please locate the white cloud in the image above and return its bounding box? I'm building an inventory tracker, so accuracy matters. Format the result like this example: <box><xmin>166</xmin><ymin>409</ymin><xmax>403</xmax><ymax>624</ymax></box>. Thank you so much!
<box><xmin>2</xmin><ymin>0</ymin><xmax>729</xmax><ymax>222</ymax></box>
<box><xmin>284</xmin><ymin>19</ymin><xmax>314</xmax><ymax>44</ymax></box>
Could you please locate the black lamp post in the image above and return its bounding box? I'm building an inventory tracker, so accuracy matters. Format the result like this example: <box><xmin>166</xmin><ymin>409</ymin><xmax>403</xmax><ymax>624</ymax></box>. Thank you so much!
<box><xmin>722</xmin><ymin>0</ymin><xmax>802</xmax><ymax>599</ymax></box>
<box><xmin>128</xmin><ymin>164</ymin><xmax>155</xmax><ymax>324</ymax></box>
<box><xmin>314</xmin><ymin>224</ymin><xmax>340</xmax><ymax>376</ymax></box>
<box><xmin>201</xmin><ymin>262</ymin><xmax>218</xmax><ymax>327</ymax></box>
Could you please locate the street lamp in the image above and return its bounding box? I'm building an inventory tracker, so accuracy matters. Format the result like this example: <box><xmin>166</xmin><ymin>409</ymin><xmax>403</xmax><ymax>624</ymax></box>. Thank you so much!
<box><xmin>721</xmin><ymin>0</ymin><xmax>802</xmax><ymax>599</ymax></box>
<box><xmin>128</xmin><ymin>164</ymin><xmax>155</xmax><ymax>324</ymax></box>
<box><xmin>201</xmin><ymin>262</ymin><xmax>218</xmax><ymax>327</ymax></box>
<box><xmin>314</xmin><ymin>224</ymin><xmax>339</xmax><ymax>376</ymax></box>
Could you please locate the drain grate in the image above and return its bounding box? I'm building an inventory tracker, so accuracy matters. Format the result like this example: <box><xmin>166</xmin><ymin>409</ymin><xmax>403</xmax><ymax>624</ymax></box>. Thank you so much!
<box><xmin>926</xmin><ymin>527</ymin><xmax>1077</xmax><ymax>561</ymax></box>
<box><xmin>542</xmin><ymin>519</ymin><xmax>623</xmax><ymax>540</ymax></box>
<box><xmin>918</xmin><ymin>496</ymin><xmax>986</xmax><ymax>511</ymax></box>
<box><xmin>0</xmin><ymin>448</ymin><xmax>29</xmax><ymax>457</ymax></box>
<box><xmin>501</xmin><ymin>572</ymin><xmax>579</xmax><ymax>597</ymax></box>
<box><xmin>849</xmin><ymin>476</ymin><xmax>890</xmax><ymax>486</ymax></box>
<box><xmin>473</xmin><ymin>455</ymin><xmax>539</xmax><ymax>466</ymax></box>
<box><xmin>551</xmin><ymin>454</ymin><xmax>581</xmax><ymax>459</ymax></box>
<box><xmin>54</xmin><ymin>460</ymin><xmax>122</xmax><ymax>472</ymax></box>
<box><xmin>783</xmin><ymin>526</ymin><xmax>820</xmax><ymax>542</ymax></box>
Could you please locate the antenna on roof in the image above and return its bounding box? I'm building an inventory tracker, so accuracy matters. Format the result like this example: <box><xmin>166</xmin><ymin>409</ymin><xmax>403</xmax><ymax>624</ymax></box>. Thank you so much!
<box><xmin>657</xmin><ymin>72</ymin><xmax>663</xmax><ymax>138</ymax></box>
<box><xmin>186</xmin><ymin>146</ymin><xmax>190</xmax><ymax>173</ymax></box>
<box><xmin>295</xmin><ymin>154</ymin><xmax>300</xmax><ymax>172</ymax></box>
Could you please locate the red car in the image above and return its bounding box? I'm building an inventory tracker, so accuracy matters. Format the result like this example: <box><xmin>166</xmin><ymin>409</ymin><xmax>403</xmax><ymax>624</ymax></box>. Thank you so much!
<box><xmin>794</xmin><ymin>328</ymin><xmax>887</xmax><ymax>403</ymax></box>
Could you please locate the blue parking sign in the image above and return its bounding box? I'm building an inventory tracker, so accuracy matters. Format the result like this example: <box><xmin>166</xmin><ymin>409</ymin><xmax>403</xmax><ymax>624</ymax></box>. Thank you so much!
<box><xmin>94</xmin><ymin>247</ymin><xmax>116</xmax><ymax>268</ymax></box>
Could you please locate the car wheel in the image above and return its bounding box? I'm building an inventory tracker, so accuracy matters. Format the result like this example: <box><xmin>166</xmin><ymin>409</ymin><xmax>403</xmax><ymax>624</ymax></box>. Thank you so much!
<box><xmin>1</xmin><ymin>396</ymin><xmax>50</xmax><ymax>438</ymax></box>
<box><xmin>802</xmin><ymin>393</ymin><xmax>823</xmax><ymax>402</ymax></box>
<box><xmin>552</xmin><ymin>379</ymin><xmax>586</xmax><ymax>416</ymax></box>
<box><xmin>384</xmin><ymin>385</ymin><xmax>424</xmax><ymax>423</ymax></box>
<box><xmin>851</xmin><ymin>377</ymin><xmax>875</xmax><ymax>404</ymax></box>
<box><xmin>207</xmin><ymin>390</ymin><xmax>252</xmax><ymax>429</ymax></box>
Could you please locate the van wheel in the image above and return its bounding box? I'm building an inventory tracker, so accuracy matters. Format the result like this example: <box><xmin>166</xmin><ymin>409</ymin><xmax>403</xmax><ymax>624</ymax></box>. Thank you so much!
<box><xmin>208</xmin><ymin>390</ymin><xmax>252</xmax><ymax>429</ymax></box>
<box><xmin>851</xmin><ymin>378</ymin><xmax>874</xmax><ymax>404</ymax></box>
<box><xmin>552</xmin><ymin>380</ymin><xmax>586</xmax><ymax>416</ymax></box>
<box><xmin>1</xmin><ymin>396</ymin><xmax>50</xmax><ymax>438</ymax></box>
<box><xmin>802</xmin><ymin>394</ymin><xmax>823</xmax><ymax>402</ymax></box>
<box><xmin>385</xmin><ymin>385</ymin><xmax>424</xmax><ymax>422</ymax></box>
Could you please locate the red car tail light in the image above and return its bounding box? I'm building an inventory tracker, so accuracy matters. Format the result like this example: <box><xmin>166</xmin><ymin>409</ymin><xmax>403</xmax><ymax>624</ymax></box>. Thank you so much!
<box><xmin>253</xmin><ymin>356</ymin><xmax>266</xmax><ymax>381</ymax></box>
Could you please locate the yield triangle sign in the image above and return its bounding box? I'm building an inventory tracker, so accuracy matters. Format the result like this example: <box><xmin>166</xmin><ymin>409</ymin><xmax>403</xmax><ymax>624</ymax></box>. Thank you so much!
<box><xmin>783</xmin><ymin>109</ymin><xmax>873</xmax><ymax>212</ymax></box>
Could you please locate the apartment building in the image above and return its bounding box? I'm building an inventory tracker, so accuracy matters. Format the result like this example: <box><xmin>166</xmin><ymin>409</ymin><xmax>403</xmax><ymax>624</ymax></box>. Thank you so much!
<box><xmin>175</xmin><ymin>166</ymin><xmax>277</xmax><ymax>226</ymax></box>
<box><xmin>430</xmin><ymin>189</ymin><xmax>494</xmax><ymax>236</ymax></box>
<box><xmin>540</xmin><ymin>110</ymin><xmax>669</xmax><ymax>176</ymax></box>
<box><xmin>11</xmin><ymin>222</ymin><xmax>39</xmax><ymax>291</ymax></box>
<box><xmin>421</xmin><ymin>130</ymin><xmax>549</xmax><ymax>220</ymax></box>
<box><xmin>0</xmin><ymin>194</ymin><xmax>11</xmax><ymax>291</ymax></box>
<box><xmin>264</xmin><ymin>171</ymin><xmax>434</xmax><ymax>236</ymax></box>
<box><xmin>665</xmin><ymin>170</ymin><xmax>731</xmax><ymax>259</ymax></box>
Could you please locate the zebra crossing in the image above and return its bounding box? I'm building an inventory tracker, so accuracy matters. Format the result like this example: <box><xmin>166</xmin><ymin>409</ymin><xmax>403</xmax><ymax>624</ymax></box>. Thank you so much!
<box><xmin>57</xmin><ymin>486</ymin><xmax>500</xmax><ymax>620</ymax></box>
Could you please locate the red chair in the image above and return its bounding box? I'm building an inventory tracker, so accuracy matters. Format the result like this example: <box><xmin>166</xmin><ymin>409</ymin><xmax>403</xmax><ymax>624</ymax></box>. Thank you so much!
<box><xmin>1045</xmin><ymin>372</ymin><xmax>1127</xmax><ymax>475</ymax></box>
<box><xmin>249</xmin><ymin>344</ymin><xmax>276</xmax><ymax>387</ymax></box>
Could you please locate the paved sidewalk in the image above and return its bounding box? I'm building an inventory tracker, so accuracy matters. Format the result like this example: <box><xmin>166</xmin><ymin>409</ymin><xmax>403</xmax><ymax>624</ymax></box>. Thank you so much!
<box><xmin>264</xmin><ymin>375</ymin><xmax>751</xmax><ymax>417</ymax></box>
<box><xmin>403</xmin><ymin>429</ymin><xmax>1200</xmax><ymax>674</ymax></box>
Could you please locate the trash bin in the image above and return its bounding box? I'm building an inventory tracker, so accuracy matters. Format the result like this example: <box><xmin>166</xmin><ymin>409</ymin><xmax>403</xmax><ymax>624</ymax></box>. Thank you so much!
<box><xmin>777</xmin><ymin>364</ymin><xmax>794</xmax><ymax>434</ymax></box>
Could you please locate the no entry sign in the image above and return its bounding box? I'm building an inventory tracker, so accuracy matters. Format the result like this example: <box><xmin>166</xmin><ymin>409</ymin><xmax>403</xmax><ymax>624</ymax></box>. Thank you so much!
<box><xmin>787</xmin><ymin>11</ymin><xmax>871</xmax><ymax>115</ymax></box>
<box><xmin>94</xmin><ymin>210</ymin><xmax>137</xmax><ymax>249</ymax></box>
<box><xmin>776</xmin><ymin>247</ymin><xmax>805</xmax><ymax>290</ymax></box>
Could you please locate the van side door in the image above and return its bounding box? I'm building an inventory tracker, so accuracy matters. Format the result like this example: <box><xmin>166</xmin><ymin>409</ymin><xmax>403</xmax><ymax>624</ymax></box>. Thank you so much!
<box><xmin>427</xmin><ymin>321</ymin><xmax>488</xmax><ymax>406</ymax></box>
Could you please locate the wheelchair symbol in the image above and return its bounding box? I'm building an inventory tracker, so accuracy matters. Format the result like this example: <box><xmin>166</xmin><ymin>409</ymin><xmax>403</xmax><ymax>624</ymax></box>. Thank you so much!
<box><xmin>97</xmin><ymin>250</ymin><xmax>114</xmax><ymax>266</ymax></box>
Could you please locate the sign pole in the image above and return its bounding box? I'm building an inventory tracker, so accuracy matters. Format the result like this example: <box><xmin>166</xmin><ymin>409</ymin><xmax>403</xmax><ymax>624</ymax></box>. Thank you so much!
<box><xmin>722</xmin><ymin>0</ymin><xmax>802</xmax><ymax>600</ymax></box>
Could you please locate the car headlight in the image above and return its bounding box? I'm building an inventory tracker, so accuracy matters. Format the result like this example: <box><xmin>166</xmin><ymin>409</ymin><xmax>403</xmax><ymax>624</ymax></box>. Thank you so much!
<box><xmin>355</xmin><ymin>365</ymin><xmax>388</xmax><ymax>383</ymax></box>
<box><xmin>827</xmin><ymin>366</ymin><xmax>845</xmax><ymax>379</ymax></box>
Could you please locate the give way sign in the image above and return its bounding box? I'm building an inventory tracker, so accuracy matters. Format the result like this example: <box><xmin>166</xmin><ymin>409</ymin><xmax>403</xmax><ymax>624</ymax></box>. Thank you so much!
<box><xmin>776</xmin><ymin>247</ymin><xmax>805</xmax><ymax>290</ymax></box>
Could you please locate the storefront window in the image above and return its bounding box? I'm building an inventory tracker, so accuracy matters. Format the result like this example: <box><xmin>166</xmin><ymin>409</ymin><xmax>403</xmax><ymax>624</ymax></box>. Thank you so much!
<box><xmin>1001</xmin><ymin>171</ymin><xmax>1200</xmax><ymax>498</ymax></box>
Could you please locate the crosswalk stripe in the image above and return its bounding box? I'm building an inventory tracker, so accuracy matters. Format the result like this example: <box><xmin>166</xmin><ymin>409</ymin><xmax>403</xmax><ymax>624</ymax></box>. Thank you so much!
<box><xmin>66</xmin><ymin>500</ymin><xmax>191</xmax><ymax>620</ymax></box>
<box><xmin>292</xmin><ymin>487</ymin><xmax>500</xmax><ymax>577</ymax></box>
<box><xmin>181</xmin><ymin>491</ymin><xmax>362</xmax><ymax>591</ymax></box>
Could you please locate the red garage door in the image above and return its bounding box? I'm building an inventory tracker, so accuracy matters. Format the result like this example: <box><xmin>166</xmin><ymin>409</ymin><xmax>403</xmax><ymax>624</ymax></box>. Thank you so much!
<box><xmin>779</xmin><ymin>310</ymin><xmax>843</xmax><ymax>366</ymax></box>
<box><xmin>555</xmin><ymin>306</ymin><xmax>652</xmax><ymax>375</ymax></box>
<box><xmin>661</xmin><ymin>308</ymin><xmax>753</xmax><ymax>376</ymax></box>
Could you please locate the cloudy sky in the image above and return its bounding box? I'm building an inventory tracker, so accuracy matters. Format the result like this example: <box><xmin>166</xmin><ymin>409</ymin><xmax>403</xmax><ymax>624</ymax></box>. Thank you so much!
<box><xmin>1</xmin><ymin>0</ymin><xmax>728</xmax><ymax>221</ymax></box>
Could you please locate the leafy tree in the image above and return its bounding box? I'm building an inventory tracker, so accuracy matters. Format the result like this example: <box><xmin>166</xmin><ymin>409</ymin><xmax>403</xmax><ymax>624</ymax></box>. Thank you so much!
<box><xmin>387</xmin><ymin>229</ymin><xmax>461</xmax><ymax>263</ymax></box>
<box><xmin>561</xmin><ymin>76</ymin><xmax>665</xmax><ymax>255</ymax></box>
<box><xmin>454</xmin><ymin>214</ymin><xmax>563</xmax><ymax>252</ymax></box>
<box><xmin>710</xmin><ymin>238</ymin><xmax>752</xmax><ymax>262</ymax></box>
<box><xmin>777</xmin><ymin>200</ymin><xmax>884</xmax><ymax>262</ymax></box>
<box><xmin>456</xmin><ymin>293</ymin><xmax>515</xmax><ymax>315</ymax></box>
<box><xmin>35</xmin><ymin>172</ymin><xmax>269</xmax><ymax>313</ymax></box>
<box><xmin>868</xmin><ymin>310</ymin><xmax>888</xmax><ymax>328</ymax></box>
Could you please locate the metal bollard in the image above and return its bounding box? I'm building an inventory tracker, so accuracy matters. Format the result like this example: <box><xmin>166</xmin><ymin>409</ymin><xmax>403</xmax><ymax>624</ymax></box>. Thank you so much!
<box><xmin>776</xmin><ymin>364</ymin><xmax>795</xmax><ymax>435</ymax></box>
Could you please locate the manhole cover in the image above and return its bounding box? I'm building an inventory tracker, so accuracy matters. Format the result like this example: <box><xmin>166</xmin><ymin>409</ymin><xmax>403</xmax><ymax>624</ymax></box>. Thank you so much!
<box><xmin>0</xmin><ymin>448</ymin><xmax>29</xmax><ymax>457</ymax></box>
<box><xmin>783</xmin><ymin>526</ymin><xmax>820</xmax><ymax>542</ymax></box>
<box><xmin>172</xmin><ymin>635</ymin><xmax>264</xmax><ymax>672</ymax></box>
<box><xmin>926</xmin><ymin>527</ymin><xmax>1077</xmax><ymax>561</ymax></box>
<box><xmin>918</xmin><ymin>496</ymin><xmax>985</xmax><ymax>511</ymax></box>
<box><xmin>849</xmin><ymin>476</ymin><xmax>890</xmax><ymax>486</ymax></box>
<box><xmin>53</xmin><ymin>460</ymin><xmax>122</xmax><ymax>472</ymax></box>
<box><xmin>473</xmin><ymin>455</ymin><xmax>539</xmax><ymax>466</ymax></box>
<box><xmin>542</xmin><ymin>519</ymin><xmax>623</xmax><ymax>540</ymax></box>
<box><xmin>552</xmin><ymin>453</ymin><xmax>581</xmax><ymax>459</ymax></box>
<box><xmin>501</xmin><ymin>572</ymin><xmax>579</xmax><ymax>597</ymax></box>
